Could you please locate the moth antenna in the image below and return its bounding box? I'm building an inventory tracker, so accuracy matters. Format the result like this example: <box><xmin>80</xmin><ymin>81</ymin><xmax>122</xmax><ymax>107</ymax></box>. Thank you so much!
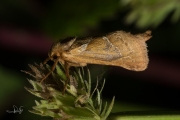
<box><xmin>40</xmin><ymin>57</ymin><xmax>60</xmax><ymax>83</ymax></box>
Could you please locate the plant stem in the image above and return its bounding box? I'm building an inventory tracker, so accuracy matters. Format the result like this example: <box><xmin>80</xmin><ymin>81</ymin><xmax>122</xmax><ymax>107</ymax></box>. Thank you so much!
<box><xmin>108</xmin><ymin>111</ymin><xmax>180</xmax><ymax>120</ymax></box>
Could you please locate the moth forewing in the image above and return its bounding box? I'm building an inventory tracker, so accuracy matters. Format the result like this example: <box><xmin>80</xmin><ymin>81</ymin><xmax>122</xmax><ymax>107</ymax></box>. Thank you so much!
<box><xmin>62</xmin><ymin>30</ymin><xmax>151</xmax><ymax>71</ymax></box>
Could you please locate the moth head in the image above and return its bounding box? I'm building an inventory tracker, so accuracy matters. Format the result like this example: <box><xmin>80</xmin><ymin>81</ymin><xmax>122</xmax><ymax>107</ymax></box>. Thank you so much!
<box><xmin>47</xmin><ymin>37</ymin><xmax>76</xmax><ymax>61</ymax></box>
<box><xmin>48</xmin><ymin>43</ymin><xmax>61</xmax><ymax>61</ymax></box>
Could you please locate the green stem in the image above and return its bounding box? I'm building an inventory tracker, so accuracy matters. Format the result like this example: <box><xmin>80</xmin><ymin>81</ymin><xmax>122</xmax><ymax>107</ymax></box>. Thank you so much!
<box><xmin>108</xmin><ymin>111</ymin><xmax>180</xmax><ymax>120</ymax></box>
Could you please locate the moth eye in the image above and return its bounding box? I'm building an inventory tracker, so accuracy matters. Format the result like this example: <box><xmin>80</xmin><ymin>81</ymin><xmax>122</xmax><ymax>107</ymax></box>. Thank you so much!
<box><xmin>52</xmin><ymin>55</ymin><xmax>58</xmax><ymax>60</ymax></box>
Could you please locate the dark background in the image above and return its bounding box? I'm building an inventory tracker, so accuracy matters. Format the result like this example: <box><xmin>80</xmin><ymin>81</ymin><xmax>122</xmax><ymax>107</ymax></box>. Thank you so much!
<box><xmin>1</xmin><ymin>0</ymin><xmax>180</xmax><ymax>119</ymax></box>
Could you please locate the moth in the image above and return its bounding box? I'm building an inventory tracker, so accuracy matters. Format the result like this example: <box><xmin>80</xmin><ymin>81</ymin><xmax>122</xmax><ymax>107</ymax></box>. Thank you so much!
<box><xmin>41</xmin><ymin>30</ymin><xmax>151</xmax><ymax>85</ymax></box>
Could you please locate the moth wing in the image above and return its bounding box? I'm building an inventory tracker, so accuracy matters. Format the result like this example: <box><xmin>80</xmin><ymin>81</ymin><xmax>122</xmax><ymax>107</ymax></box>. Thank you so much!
<box><xmin>69</xmin><ymin>37</ymin><xmax>121</xmax><ymax>61</ymax></box>
<box><xmin>63</xmin><ymin>31</ymin><xmax>151</xmax><ymax>71</ymax></box>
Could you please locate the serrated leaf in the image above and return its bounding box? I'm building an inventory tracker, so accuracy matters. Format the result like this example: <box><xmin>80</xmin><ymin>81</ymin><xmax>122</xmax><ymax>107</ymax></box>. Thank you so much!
<box><xmin>35</xmin><ymin>100</ymin><xmax>40</xmax><ymax>105</ymax></box>
<box><xmin>99</xmin><ymin>79</ymin><xmax>105</xmax><ymax>95</ymax></box>
<box><xmin>27</xmin><ymin>79</ymin><xmax>44</xmax><ymax>91</ymax></box>
<box><xmin>87</xmin><ymin>69</ymin><xmax>91</xmax><ymax>94</ymax></box>
<box><xmin>24</xmin><ymin>87</ymin><xmax>44</xmax><ymax>99</ymax></box>
<box><xmin>100</xmin><ymin>102</ymin><xmax>107</xmax><ymax>117</ymax></box>
<box><xmin>56</xmin><ymin>64</ymin><xmax>66</xmax><ymax>80</ymax></box>
<box><xmin>96</xmin><ymin>89</ymin><xmax>101</xmax><ymax>107</ymax></box>
<box><xmin>103</xmin><ymin>96</ymin><xmax>115</xmax><ymax>120</ymax></box>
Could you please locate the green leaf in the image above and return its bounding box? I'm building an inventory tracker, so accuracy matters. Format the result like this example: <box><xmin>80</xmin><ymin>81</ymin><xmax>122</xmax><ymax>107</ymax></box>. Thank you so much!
<box><xmin>55</xmin><ymin>64</ymin><xmax>66</xmax><ymax>81</ymax></box>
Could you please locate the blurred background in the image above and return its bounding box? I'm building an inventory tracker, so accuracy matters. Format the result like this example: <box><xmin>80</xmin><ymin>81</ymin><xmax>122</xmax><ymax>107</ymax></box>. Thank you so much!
<box><xmin>1</xmin><ymin>0</ymin><xmax>180</xmax><ymax>119</ymax></box>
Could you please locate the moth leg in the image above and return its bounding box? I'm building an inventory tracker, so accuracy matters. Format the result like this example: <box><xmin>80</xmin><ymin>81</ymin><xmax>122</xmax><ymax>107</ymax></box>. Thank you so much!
<box><xmin>43</xmin><ymin>57</ymin><xmax>51</xmax><ymax>64</ymax></box>
<box><xmin>62</xmin><ymin>62</ymin><xmax>70</xmax><ymax>94</ymax></box>
<box><xmin>40</xmin><ymin>57</ymin><xmax>60</xmax><ymax>83</ymax></box>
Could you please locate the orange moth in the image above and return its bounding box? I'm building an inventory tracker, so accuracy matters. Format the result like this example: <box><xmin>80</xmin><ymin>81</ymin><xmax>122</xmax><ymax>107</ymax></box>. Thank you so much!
<box><xmin>41</xmin><ymin>30</ymin><xmax>151</xmax><ymax>87</ymax></box>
